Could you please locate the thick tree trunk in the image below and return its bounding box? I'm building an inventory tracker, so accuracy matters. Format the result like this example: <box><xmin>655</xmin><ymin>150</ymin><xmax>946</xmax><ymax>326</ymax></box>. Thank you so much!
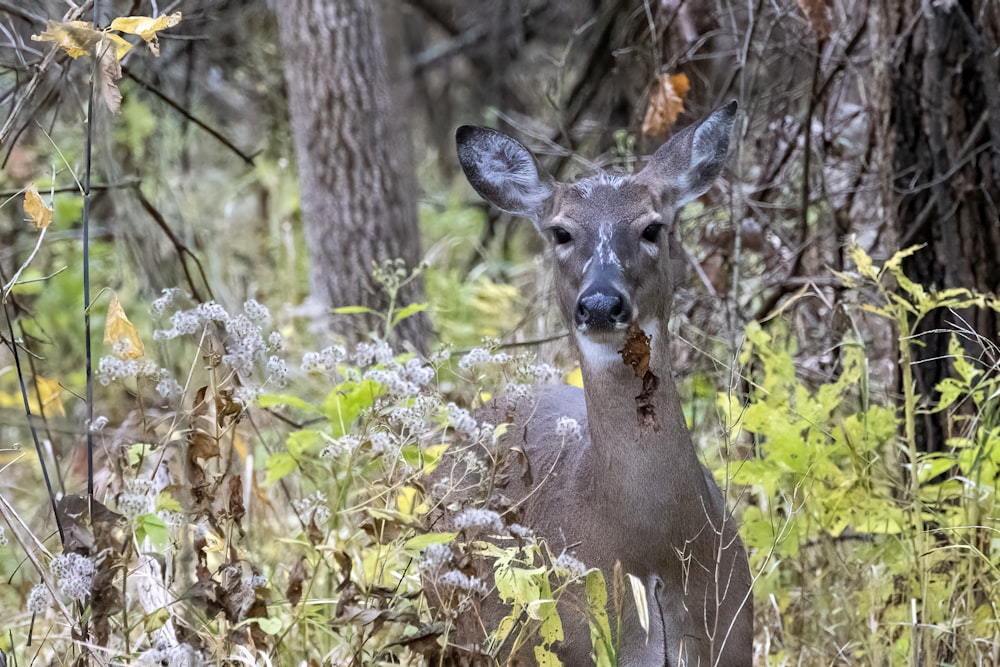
<box><xmin>889</xmin><ymin>0</ymin><xmax>1000</xmax><ymax>451</ymax></box>
<box><xmin>275</xmin><ymin>0</ymin><xmax>428</xmax><ymax>350</ymax></box>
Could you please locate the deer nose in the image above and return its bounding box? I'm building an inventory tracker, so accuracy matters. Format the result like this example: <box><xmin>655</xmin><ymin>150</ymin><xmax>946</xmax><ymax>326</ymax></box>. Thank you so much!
<box><xmin>575</xmin><ymin>288</ymin><xmax>631</xmax><ymax>331</ymax></box>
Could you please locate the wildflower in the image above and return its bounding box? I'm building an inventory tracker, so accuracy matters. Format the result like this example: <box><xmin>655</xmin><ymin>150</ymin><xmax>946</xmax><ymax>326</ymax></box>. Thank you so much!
<box><xmin>553</xmin><ymin>552</ymin><xmax>587</xmax><ymax>579</ymax></box>
<box><xmin>51</xmin><ymin>552</ymin><xmax>94</xmax><ymax>601</ymax></box>
<box><xmin>458</xmin><ymin>347</ymin><xmax>491</xmax><ymax>372</ymax></box>
<box><xmin>439</xmin><ymin>569</ymin><xmax>489</xmax><ymax>597</ymax></box>
<box><xmin>243</xmin><ymin>298</ymin><xmax>271</xmax><ymax>324</ymax></box>
<box><xmin>150</xmin><ymin>288</ymin><xmax>186</xmax><ymax>317</ymax></box>
<box><xmin>453</xmin><ymin>507</ymin><xmax>504</xmax><ymax>534</ymax></box>
<box><xmin>266</xmin><ymin>356</ymin><xmax>288</xmax><ymax>382</ymax></box>
<box><xmin>446</xmin><ymin>403</ymin><xmax>479</xmax><ymax>438</ymax></box>
<box><xmin>155</xmin><ymin>376</ymin><xmax>183</xmax><ymax>398</ymax></box>
<box><xmin>27</xmin><ymin>583</ymin><xmax>51</xmax><ymax>613</ymax></box>
<box><xmin>418</xmin><ymin>543</ymin><xmax>453</xmax><ymax>573</ymax></box>
<box><xmin>509</xmin><ymin>524</ymin><xmax>534</xmax><ymax>539</ymax></box>
<box><xmin>89</xmin><ymin>416</ymin><xmax>109</xmax><ymax>432</ymax></box>
<box><xmin>301</xmin><ymin>345</ymin><xmax>347</xmax><ymax>374</ymax></box>
<box><xmin>555</xmin><ymin>416</ymin><xmax>582</xmax><ymax>440</ymax></box>
<box><xmin>196</xmin><ymin>301</ymin><xmax>230</xmax><ymax>323</ymax></box>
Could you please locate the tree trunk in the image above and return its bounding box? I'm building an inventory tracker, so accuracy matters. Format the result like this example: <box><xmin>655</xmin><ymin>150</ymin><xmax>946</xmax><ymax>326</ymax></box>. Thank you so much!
<box><xmin>275</xmin><ymin>0</ymin><xmax>428</xmax><ymax>350</ymax></box>
<box><xmin>889</xmin><ymin>0</ymin><xmax>1000</xmax><ymax>451</ymax></box>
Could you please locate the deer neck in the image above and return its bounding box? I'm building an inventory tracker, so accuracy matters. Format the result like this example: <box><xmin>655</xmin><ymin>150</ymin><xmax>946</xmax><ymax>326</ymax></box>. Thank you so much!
<box><xmin>573</xmin><ymin>322</ymin><xmax>706</xmax><ymax>510</ymax></box>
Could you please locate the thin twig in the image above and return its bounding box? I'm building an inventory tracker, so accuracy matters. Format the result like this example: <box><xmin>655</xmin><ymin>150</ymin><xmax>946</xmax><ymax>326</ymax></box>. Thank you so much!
<box><xmin>123</xmin><ymin>68</ymin><xmax>257</xmax><ymax>167</ymax></box>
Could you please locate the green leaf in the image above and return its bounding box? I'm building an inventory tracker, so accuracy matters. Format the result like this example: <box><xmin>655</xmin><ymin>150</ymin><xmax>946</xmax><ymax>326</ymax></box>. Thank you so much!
<box><xmin>258</xmin><ymin>393</ymin><xmax>320</xmax><ymax>413</ymax></box>
<box><xmin>252</xmin><ymin>616</ymin><xmax>283</xmax><ymax>635</ymax></box>
<box><xmin>332</xmin><ymin>305</ymin><xmax>377</xmax><ymax>315</ymax></box>
<box><xmin>322</xmin><ymin>380</ymin><xmax>381</xmax><ymax>435</ymax></box>
<box><xmin>265</xmin><ymin>452</ymin><xmax>298</xmax><ymax>483</ymax></box>
<box><xmin>402</xmin><ymin>531</ymin><xmax>457</xmax><ymax>554</ymax></box>
<box><xmin>155</xmin><ymin>492</ymin><xmax>183</xmax><ymax>513</ymax></box>
<box><xmin>586</xmin><ymin>569</ymin><xmax>615</xmax><ymax>667</ymax></box>
<box><xmin>135</xmin><ymin>513</ymin><xmax>169</xmax><ymax>548</ymax></box>
<box><xmin>143</xmin><ymin>607</ymin><xmax>170</xmax><ymax>633</ymax></box>
<box><xmin>391</xmin><ymin>302</ymin><xmax>428</xmax><ymax>327</ymax></box>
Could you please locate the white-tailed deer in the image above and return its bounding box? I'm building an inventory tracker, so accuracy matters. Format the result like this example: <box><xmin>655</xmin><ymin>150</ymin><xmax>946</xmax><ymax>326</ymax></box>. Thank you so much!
<box><xmin>439</xmin><ymin>102</ymin><xmax>752</xmax><ymax>666</ymax></box>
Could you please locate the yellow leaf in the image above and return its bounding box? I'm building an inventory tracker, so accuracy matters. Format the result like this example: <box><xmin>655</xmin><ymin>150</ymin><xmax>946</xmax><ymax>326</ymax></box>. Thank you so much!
<box><xmin>104</xmin><ymin>33</ymin><xmax>133</xmax><ymax>59</ymax></box>
<box><xmin>564</xmin><ymin>367</ymin><xmax>584</xmax><ymax>388</ymax></box>
<box><xmin>23</xmin><ymin>185</ymin><xmax>52</xmax><ymax>229</ymax></box>
<box><xmin>642</xmin><ymin>73</ymin><xmax>689</xmax><ymax>137</ymax></box>
<box><xmin>31</xmin><ymin>20</ymin><xmax>101</xmax><ymax>59</ymax></box>
<box><xmin>104</xmin><ymin>294</ymin><xmax>145</xmax><ymax>359</ymax></box>
<box><xmin>35</xmin><ymin>377</ymin><xmax>65</xmax><ymax>417</ymax></box>
<box><xmin>109</xmin><ymin>13</ymin><xmax>182</xmax><ymax>56</ymax></box>
<box><xmin>396</xmin><ymin>485</ymin><xmax>428</xmax><ymax>516</ymax></box>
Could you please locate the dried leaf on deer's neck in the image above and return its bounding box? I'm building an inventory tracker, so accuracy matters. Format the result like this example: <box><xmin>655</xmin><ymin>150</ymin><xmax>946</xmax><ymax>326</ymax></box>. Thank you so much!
<box><xmin>797</xmin><ymin>0</ymin><xmax>832</xmax><ymax>42</ymax></box>
<box><xmin>620</xmin><ymin>323</ymin><xmax>651</xmax><ymax>378</ymax></box>
<box><xmin>641</xmin><ymin>73</ymin><xmax>689</xmax><ymax>137</ymax></box>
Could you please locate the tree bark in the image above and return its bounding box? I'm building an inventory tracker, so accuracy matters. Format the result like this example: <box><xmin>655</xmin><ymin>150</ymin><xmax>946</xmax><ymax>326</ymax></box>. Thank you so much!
<box><xmin>275</xmin><ymin>0</ymin><xmax>428</xmax><ymax>350</ymax></box>
<box><xmin>889</xmin><ymin>0</ymin><xmax>1000</xmax><ymax>451</ymax></box>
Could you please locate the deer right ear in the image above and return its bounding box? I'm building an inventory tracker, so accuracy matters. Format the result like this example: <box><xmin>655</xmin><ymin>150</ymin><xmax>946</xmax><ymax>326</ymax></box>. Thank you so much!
<box><xmin>456</xmin><ymin>126</ymin><xmax>553</xmax><ymax>221</ymax></box>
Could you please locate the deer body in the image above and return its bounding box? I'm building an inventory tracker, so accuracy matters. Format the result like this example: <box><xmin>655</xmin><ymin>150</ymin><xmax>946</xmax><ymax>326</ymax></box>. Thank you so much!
<box><xmin>448</xmin><ymin>102</ymin><xmax>752</xmax><ymax>666</ymax></box>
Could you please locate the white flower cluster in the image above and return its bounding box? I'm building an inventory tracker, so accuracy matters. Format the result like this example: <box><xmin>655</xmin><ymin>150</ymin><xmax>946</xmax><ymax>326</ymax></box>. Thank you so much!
<box><xmin>552</xmin><ymin>552</ymin><xmax>588</xmax><ymax>580</ymax></box>
<box><xmin>438</xmin><ymin>569</ymin><xmax>489</xmax><ymax>597</ymax></box>
<box><xmin>508</xmin><ymin>523</ymin><xmax>534</xmax><ymax>539</ymax></box>
<box><xmin>353</xmin><ymin>340</ymin><xmax>394</xmax><ymax>367</ymax></box>
<box><xmin>452</xmin><ymin>507</ymin><xmax>504</xmax><ymax>535</ymax></box>
<box><xmin>301</xmin><ymin>345</ymin><xmax>348</xmax><ymax>374</ymax></box>
<box><xmin>367</xmin><ymin>431</ymin><xmax>397</xmax><ymax>454</ymax></box>
<box><xmin>319</xmin><ymin>435</ymin><xmax>361</xmax><ymax>458</ymax></box>
<box><xmin>27</xmin><ymin>582</ymin><xmax>51</xmax><ymax>613</ymax></box>
<box><xmin>446</xmin><ymin>403</ymin><xmax>479</xmax><ymax>438</ymax></box>
<box><xmin>418</xmin><ymin>543</ymin><xmax>453</xmax><ymax>574</ymax></box>
<box><xmin>95</xmin><ymin>355</ymin><xmax>159</xmax><ymax>385</ymax></box>
<box><xmin>293</xmin><ymin>491</ymin><xmax>332</xmax><ymax>527</ymax></box>
<box><xmin>117</xmin><ymin>476</ymin><xmax>158</xmax><ymax>520</ymax></box>
<box><xmin>555</xmin><ymin>416</ymin><xmax>582</xmax><ymax>440</ymax></box>
<box><xmin>0</xmin><ymin>524</ymin><xmax>7</xmax><ymax>547</ymax></box>
<box><xmin>50</xmin><ymin>552</ymin><xmax>94</xmax><ymax>601</ymax></box>
<box><xmin>153</xmin><ymin>297</ymin><xmax>288</xmax><ymax>396</ymax></box>
<box><xmin>150</xmin><ymin>288</ymin><xmax>186</xmax><ymax>317</ymax></box>
<box><xmin>89</xmin><ymin>415</ymin><xmax>109</xmax><ymax>432</ymax></box>
<box><xmin>458</xmin><ymin>347</ymin><xmax>492</xmax><ymax>372</ymax></box>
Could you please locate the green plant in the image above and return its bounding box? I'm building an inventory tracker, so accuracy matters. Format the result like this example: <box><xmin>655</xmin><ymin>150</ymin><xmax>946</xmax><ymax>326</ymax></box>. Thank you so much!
<box><xmin>728</xmin><ymin>244</ymin><xmax>1000</xmax><ymax>664</ymax></box>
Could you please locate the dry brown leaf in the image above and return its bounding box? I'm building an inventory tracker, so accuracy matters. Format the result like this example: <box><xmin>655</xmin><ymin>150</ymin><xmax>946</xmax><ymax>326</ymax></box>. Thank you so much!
<box><xmin>23</xmin><ymin>185</ymin><xmax>52</xmax><ymax>229</ymax></box>
<box><xmin>797</xmin><ymin>0</ymin><xmax>832</xmax><ymax>42</ymax></box>
<box><xmin>619</xmin><ymin>323</ymin><xmax>651</xmax><ymax>378</ymax></box>
<box><xmin>104</xmin><ymin>293</ymin><xmax>145</xmax><ymax>359</ymax></box>
<box><xmin>642</xmin><ymin>73</ymin><xmax>690</xmax><ymax>137</ymax></box>
<box><xmin>98</xmin><ymin>39</ymin><xmax>123</xmax><ymax>114</ymax></box>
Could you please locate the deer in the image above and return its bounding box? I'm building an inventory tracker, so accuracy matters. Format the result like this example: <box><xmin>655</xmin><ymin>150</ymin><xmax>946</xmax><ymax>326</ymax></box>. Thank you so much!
<box><xmin>434</xmin><ymin>101</ymin><xmax>752</xmax><ymax>666</ymax></box>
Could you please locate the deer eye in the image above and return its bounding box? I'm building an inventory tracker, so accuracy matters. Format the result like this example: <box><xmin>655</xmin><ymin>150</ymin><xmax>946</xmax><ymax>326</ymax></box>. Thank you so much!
<box><xmin>641</xmin><ymin>223</ymin><xmax>664</xmax><ymax>243</ymax></box>
<box><xmin>549</xmin><ymin>226</ymin><xmax>573</xmax><ymax>245</ymax></box>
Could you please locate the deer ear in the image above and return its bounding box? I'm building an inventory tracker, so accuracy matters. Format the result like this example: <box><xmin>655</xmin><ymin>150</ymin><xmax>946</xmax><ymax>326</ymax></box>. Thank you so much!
<box><xmin>456</xmin><ymin>125</ymin><xmax>553</xmax><ymax>221</ymax></box>
<box><xmin>638</xmin><ymin>101</ymin><xmax>738</xmax><ymax>207</ymax></box>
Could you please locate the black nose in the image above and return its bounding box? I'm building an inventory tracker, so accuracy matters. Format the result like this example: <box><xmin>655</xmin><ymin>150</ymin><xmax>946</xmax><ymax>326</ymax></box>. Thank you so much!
<box><xmin>575</xmin><ymin>290</ymin><xmax>631</xmax><ymax>331</ymax></box>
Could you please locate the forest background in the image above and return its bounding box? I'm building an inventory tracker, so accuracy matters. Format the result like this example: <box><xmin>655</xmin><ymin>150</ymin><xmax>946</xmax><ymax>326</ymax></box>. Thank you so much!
<box><xmin>0</xmin><ymin>0</ymin><xmax>998</xmax><ymax>665</ymax></box>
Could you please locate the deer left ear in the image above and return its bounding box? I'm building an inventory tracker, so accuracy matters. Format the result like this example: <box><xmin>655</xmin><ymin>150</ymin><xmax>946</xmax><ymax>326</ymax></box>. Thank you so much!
<box><xmin>637</xmin><ymin>101</ymin><xmax>738</xmax><ymax>207</ymax></box>
<box><xmin>456</xmin><ymin>125</ymin><xmax>553</xmax><ymax>223</ymax></box>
